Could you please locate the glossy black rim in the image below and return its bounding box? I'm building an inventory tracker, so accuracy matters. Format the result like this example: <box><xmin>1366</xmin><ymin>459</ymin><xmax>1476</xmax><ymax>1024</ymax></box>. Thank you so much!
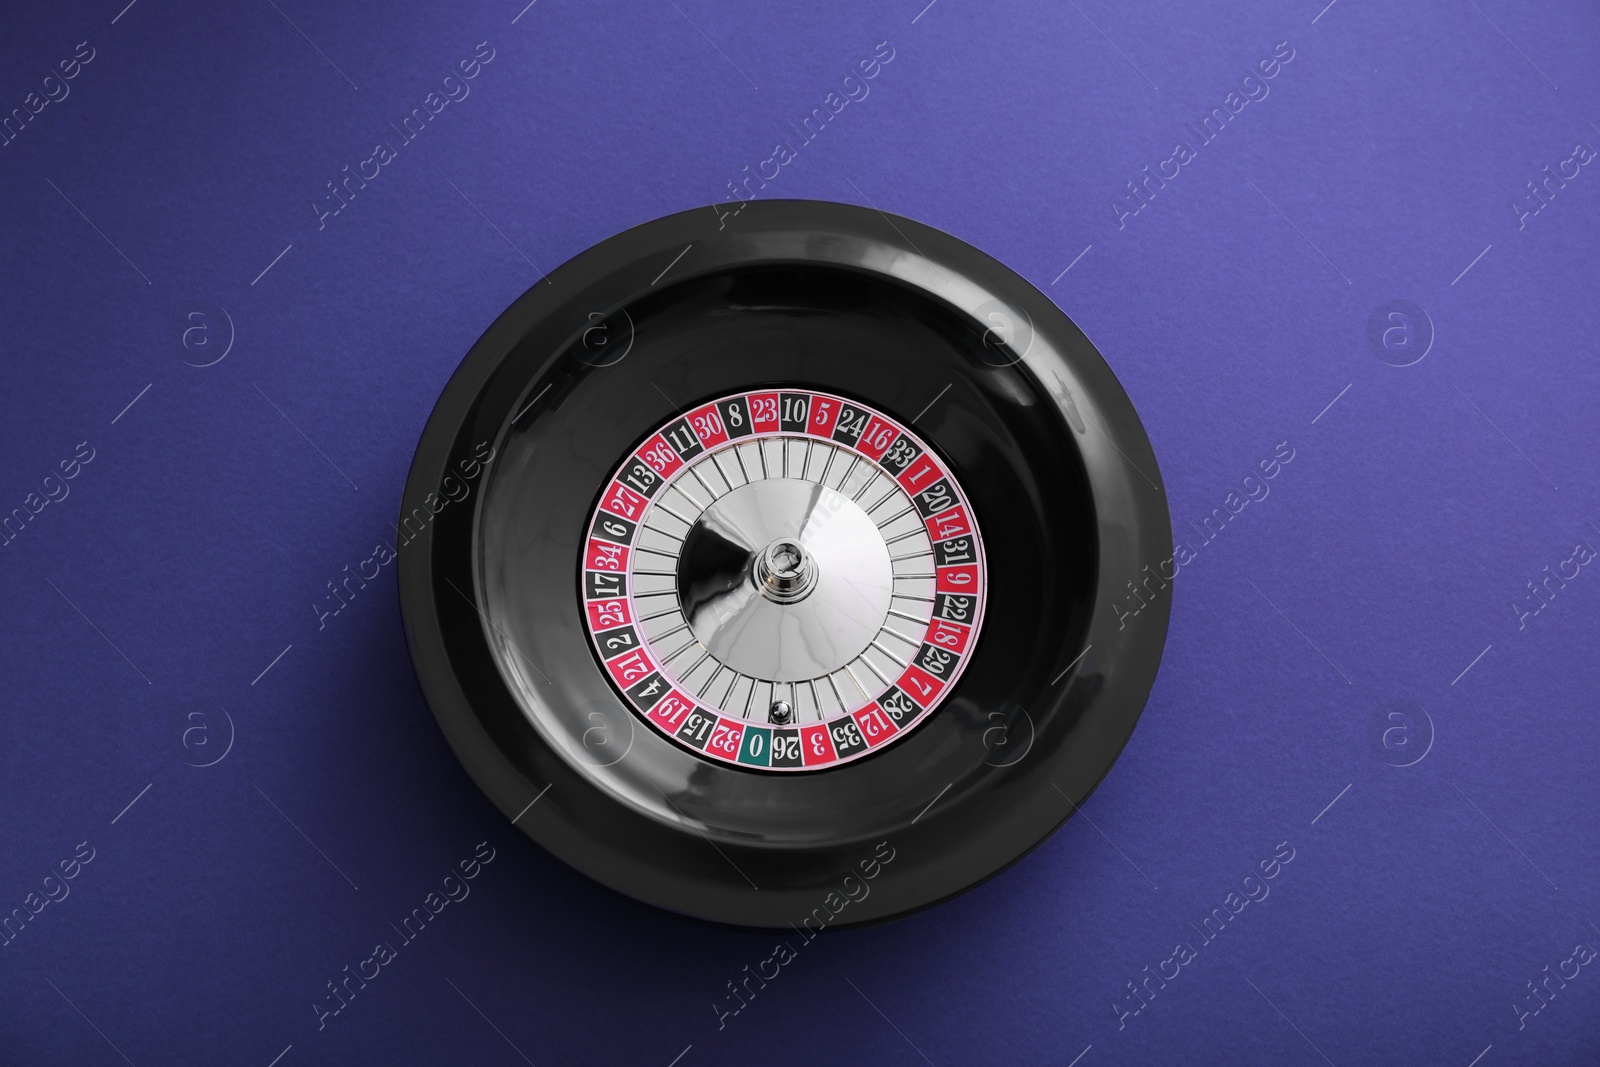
<box><xmin>398</xmin><ymin>199</ymin><xmax>1171</xmax><ymax>927</ymax></box>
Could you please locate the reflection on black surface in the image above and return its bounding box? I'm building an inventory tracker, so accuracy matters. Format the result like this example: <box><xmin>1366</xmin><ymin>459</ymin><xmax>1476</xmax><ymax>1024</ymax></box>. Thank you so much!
<box><xmin>677</xmin><ymin>513</ymin><xmax>755</xmax><ymax>633</ymax></box>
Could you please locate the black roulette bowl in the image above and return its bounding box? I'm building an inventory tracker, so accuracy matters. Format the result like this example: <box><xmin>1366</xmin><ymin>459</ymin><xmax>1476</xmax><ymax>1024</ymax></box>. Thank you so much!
<box><xmin>398</xmin><ymin>199</ymin><xmax>1171</xmax><ymax>927</ymax></box>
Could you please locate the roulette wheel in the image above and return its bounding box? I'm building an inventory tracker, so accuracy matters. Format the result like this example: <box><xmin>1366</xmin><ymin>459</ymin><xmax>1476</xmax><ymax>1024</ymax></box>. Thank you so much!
<box><xmin>398</xmin><ymin>199</ymin><xmax>1170</xmax><ymax>927</ymax></box>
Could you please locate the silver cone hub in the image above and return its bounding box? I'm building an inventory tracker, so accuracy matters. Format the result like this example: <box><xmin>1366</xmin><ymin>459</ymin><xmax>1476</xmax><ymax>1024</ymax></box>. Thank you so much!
<box><xmin>677</xmin><ymin>479</ymin><xmax>893</xmax><ymax>682</ymax></box>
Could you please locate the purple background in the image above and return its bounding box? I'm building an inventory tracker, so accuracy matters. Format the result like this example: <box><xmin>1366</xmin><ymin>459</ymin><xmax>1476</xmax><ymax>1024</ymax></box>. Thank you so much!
<box><xmin>2</xmin><ymin>1</ymin><xmax>1597</xmax><ymax>1064</ymax></box>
